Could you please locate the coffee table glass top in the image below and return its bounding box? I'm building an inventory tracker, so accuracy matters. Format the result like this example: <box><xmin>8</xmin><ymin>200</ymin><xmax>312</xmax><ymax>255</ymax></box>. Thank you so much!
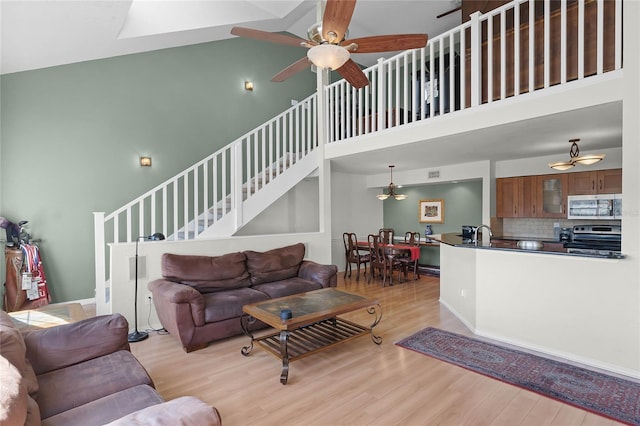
<box><xmin>243</xmin><ymin>288</ymin><xmax>377</xmax><ymax>329</ymax></box>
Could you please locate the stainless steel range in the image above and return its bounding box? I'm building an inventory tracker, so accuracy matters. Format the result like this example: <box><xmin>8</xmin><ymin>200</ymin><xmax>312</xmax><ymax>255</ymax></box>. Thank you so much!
<box><xmin>564</xmin><ymin>224</ymin><xmax>621</xmax><ymax>252</ymax></box>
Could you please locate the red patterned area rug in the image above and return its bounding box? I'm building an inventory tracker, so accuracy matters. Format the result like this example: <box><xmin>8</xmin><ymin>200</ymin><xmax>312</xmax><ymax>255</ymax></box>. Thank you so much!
<box><xmin>396</xmin><ymin>327</ymin><xmax>640</xmax><ymax>425</ymax></box>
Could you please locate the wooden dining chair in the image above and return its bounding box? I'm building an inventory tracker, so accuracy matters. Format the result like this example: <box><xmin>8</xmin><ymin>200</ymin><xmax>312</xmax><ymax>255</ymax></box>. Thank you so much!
<box><xmin>343</xmin><ymin>232</ymin><xmax>370</xmax><ymax>281</ymax></box>
<box><xmin>398</xmin><ymin>231</ymin><xmax>421</xmax><ymax>280</ymax></box>
<box><xmin>379</xmin><ymin>228</ymin><xmax>394</xmax><ymax>245</ymax></box>
<box><xmin>368</xmin><ymin>234</ymin><xmax>390</xmax><ymax>286</ymax></box>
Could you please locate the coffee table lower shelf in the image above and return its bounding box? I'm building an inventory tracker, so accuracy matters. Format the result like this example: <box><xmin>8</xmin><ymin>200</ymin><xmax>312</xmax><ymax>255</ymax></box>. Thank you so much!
<box><xmin>242</xmin><ymin>317</ymin><xmax>380</xmax><ymax>384</ymax></box>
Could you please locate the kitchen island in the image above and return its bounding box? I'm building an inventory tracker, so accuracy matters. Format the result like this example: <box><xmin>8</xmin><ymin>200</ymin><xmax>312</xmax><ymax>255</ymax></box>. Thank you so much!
<box><xmin>431</xmin><ymin>233</ymin><xmax>625</xmax><ymax>259</ymax></box>
<box><xmin>430</xmin><ymin>233</ymin><xmax>637</xmax><ymax>378</ymax></box>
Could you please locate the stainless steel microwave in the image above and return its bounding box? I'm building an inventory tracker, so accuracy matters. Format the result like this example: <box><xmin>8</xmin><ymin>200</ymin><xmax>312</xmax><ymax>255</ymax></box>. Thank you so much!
<box><xmin>567</xmin><ymin>194</ymin><xmax>622</xmax><ymax>220</ymax></box>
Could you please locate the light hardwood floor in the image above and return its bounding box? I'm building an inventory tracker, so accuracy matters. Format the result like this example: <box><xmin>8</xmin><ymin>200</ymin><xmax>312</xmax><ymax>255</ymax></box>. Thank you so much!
<box><xmin>129</xmin><ymin>273</ymin><xmax>622</xmax><ymax>426</ymax></box>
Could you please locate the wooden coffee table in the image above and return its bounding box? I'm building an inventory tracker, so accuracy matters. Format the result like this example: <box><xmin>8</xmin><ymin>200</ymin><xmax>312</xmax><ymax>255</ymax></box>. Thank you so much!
<box><xmin>240</xmin><ymin>288</ymin><xmax>382</xmax><ymax>384</ymax></box>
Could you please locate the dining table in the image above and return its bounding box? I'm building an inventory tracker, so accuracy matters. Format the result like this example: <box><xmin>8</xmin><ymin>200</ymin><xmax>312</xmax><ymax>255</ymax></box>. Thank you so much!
<box><xmin>356</xmin><ymin>241</ymin><xmax>421</xmax><ymax>285</ymax></box>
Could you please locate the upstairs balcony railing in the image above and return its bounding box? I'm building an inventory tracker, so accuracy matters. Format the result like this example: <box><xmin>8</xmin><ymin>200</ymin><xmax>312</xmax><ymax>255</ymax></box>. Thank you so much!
<box><xmin>326</xmin><ymin>0</ymin><xmax>622</xmax><ymax>142</ymax></box>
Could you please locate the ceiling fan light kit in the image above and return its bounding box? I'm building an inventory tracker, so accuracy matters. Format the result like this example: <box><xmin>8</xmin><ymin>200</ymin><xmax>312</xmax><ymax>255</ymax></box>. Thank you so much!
<box><xmin>230</xmin><ymin>0</ymin><xmax>428</xmax><ymax>89</ymax></box>
<box><xmin>307</xmin><ymin>44</ymin><xmax>350</xmax><ymax>70</ymax></box>
<box><xmin>377</xmin><ymin>165</ymin><xmax>407</xmax><ymax>201</ymax></box>
<box><xmin>548</xmin><ymin>139</ymin><xmax>605</xmax><ymax>170</ymax></box>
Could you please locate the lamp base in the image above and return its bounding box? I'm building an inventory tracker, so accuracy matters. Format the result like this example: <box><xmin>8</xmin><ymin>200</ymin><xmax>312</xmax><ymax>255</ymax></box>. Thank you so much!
<box><xmin>128</xmin><ymin>330</ymin><xmax>149</xmax><ymax>343</ymax></box>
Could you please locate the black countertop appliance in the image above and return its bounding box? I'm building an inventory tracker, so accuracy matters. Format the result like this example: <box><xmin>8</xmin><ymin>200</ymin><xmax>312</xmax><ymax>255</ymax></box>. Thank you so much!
<box><xmin>461</xmin><ymin>225</ymin><xmax>477</xmax><ymax>239</ymax></box>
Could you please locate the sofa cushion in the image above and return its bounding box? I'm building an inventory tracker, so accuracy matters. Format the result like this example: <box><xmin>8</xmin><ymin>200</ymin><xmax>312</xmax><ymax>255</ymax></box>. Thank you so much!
<box><xmin>0</xmin><ymin>312</ymin><xmax>38</xmax><ymax>396</ymax></box>
<box><xmin>41</xmin><ymin>385</ymin><xmax>163</xmax><ymax>426</ymax></box>
<box><xmin>202</xmin><ymin>287</ymin><xmax>269</xmax><ymax>323</ymax></box>
<box><xmin>0</xmin><ymin>355</ymin><xmax>27</xmax><ymax>426</ymax></box>
<box><xmin>36</xmin><ymin>350</ymin><xmax>153</xmax><ymax>420</ymax></box>
<box><xmin>105</xmin><ymin>396</ymin><xmax>222</xmax><ymax>426</ymax></box>
<box><xmin>23</xmin><ymin>314</ymin><xmax>129</xmax><ymax>376</ymax></box>
<box><xmin>162</xmin><ymin>252</ymin><xmax>251</xmax><ymax>293</ymax></box>
<box><xmin>245</xmin><ymin>243</ymin><xmax>305</xmax><ymax>285</ymax></box>
<box><xmin>252</xmin><ymin>277</ymin><xmax>323</xmax><ymax>299</ymax></box>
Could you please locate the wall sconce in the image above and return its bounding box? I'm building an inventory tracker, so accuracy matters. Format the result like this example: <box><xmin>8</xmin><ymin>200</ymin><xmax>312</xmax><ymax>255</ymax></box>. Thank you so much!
<box><xmin>139</xmin><ymin>157</ymin><xmax>152</xmax><ymax>167</ymax></box>
<box><xmin>244</xmin><ymin>81</ymin><xmax>254</xmax><ymax>91</ymax></box>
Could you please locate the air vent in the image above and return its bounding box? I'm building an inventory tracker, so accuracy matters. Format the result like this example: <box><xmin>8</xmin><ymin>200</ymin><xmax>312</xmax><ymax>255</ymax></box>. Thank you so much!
<box><xmin>428</xmin><ymin>170</ymin><xmax>440</xmax><ymax>179</ymax></box>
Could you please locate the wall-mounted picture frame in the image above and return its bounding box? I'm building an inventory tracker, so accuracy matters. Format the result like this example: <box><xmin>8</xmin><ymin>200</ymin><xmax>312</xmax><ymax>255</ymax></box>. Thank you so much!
<box><xmin>419</xmin><ymin>199</ymin><xmax>444</xmax><ymax>223</ymax></box>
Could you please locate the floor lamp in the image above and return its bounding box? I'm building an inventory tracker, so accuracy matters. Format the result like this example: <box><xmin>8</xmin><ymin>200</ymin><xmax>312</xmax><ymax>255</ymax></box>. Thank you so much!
<box><xmin>129</xmin><ymin>232</ymin><xmax>165</xmax><ymax>343</ymax></box>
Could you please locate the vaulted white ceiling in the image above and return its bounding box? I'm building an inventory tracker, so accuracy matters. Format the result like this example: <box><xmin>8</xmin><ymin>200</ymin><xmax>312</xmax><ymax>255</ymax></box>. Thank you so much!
<box><xmin>0</xmin><ymin>0</ymin><xmax>463</xmax><ymax>75</ymax></box>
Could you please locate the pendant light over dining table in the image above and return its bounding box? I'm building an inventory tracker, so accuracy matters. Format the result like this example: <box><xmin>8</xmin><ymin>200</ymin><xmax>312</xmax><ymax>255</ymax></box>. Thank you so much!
<box><xmin>377</xmin><ymin>165</ymin><xmax>407</xmax><ymax>201</ymax></box>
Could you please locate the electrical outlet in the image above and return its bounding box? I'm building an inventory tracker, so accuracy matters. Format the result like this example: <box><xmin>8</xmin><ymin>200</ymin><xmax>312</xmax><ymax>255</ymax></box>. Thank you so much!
<box><xmin>145</xmin><ymin>294</ymin><xmax>153</xmax><ymax>305</ymax></box>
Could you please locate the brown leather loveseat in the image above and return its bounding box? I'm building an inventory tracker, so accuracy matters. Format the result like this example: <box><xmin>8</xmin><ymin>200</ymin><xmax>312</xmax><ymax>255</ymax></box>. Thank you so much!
<box><xmin>0</xmin><ymin>311</ymin><xmax>221</xmax><ymax>426</ymax></box>
<box><xmin>148</xmin><ymin>243</ymin><xmax>338</xmax><ymax>352</ymax></box>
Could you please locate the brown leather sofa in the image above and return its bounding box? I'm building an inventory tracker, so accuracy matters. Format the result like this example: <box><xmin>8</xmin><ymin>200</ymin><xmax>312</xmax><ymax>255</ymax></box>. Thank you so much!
<box><xmin>0</xmin><ymin>311</ymin><xmax>221</xmax><ymax>426</ymax></box>
<box><xmin>148</xmin><ymin>243</ymin><xmax>338</xmax><ymax>352</ymax></box>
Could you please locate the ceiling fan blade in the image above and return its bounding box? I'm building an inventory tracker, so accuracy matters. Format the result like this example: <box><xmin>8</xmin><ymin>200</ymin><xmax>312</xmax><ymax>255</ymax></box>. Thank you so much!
<box><xmin>344</xmin><ymin>34</ymin><xmax>429</xmax><ymax>54</ymax></box>
<box><xmin>231</xmin><ymin>26</ymin><xmax>311</xmax><ymax>48</ymax></box>
<box><xmin>322</xmin><ymin>0</ymin><xmax>357</xmax><ymax>43</ymax></box>
<box><xmin>271</xmin><ymin>57</ymin><xmax>312</xmax><ymax>82</ymax></box>
<box><xmin>337</xmin><ymin>59</ymin><xmax>369</xmax><ymax>89</ymax></box>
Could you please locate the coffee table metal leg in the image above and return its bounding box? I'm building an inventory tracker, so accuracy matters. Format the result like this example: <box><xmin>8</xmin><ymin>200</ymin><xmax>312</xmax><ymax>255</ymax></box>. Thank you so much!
<box><xmin>279</xmin><ymin>330</ymin><xmax>290</xmax><ymax>384</ymax></box>
<box><xmin>240</xmin><ymin>314</ymin><xmax>256</xmax><ymax>356</ymax></box>
<box><xmin>368</xmin><ymin>304</ymin><xmax>383</xmax><ymax>345</ymax></box>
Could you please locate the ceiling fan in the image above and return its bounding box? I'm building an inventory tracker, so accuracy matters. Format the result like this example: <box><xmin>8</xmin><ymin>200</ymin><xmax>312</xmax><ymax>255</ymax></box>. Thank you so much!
<box><xmin>231</xmin><ymin>0</ymin><xmax>428</xmax><ymax>89</ymax></box>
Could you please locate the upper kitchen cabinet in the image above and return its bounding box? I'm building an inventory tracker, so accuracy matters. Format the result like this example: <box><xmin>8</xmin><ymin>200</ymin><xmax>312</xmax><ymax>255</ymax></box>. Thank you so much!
<box><xmin>536</xmin><ymin>174</ymin><xmax>568</xmax><ymax>218</ymax></box>
<box><xmin>496</xmin><ymin>176</ymin><xmax>537</xmax><ymax>218</ymax></box>
<box><xmin>568</xmin><ymin>169</ymin><xmax>622</xmax><ymax>195</ymax></box>
<box><xmin>496</xmin><ymin>177</ymin><xmax>519</xmax><ymax>218</ymax></box>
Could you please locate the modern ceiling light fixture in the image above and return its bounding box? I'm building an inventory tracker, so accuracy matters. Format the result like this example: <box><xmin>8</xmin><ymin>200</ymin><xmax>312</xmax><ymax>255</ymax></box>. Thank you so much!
<box><xmin>548</xmin><ymin>139</ymin><xmax>605</xmax><ymax>170</ymax></box>
<box><xmin>306</xmin><ymin>43</ymin><xmax>350</xmax><ymax>70</ymax></box>
<box><xmin>377</xmin><ymin>165</ymin><xmax>407</xmax><ymax>201</ymax></box>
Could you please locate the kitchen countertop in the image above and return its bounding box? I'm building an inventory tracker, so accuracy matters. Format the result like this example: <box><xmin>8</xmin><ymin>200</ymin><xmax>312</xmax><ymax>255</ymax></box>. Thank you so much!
<box><xmin>429</xmin><ymin>233</ymin><xmax>625</xmax><ymax>259</ymax></box>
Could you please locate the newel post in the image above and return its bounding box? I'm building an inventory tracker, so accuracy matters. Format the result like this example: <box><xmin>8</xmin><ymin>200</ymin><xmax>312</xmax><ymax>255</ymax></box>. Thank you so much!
<box><xmin>93</xmin><ymin>211</ymin><xmax>108</xmax><ymax>315</ymax></box>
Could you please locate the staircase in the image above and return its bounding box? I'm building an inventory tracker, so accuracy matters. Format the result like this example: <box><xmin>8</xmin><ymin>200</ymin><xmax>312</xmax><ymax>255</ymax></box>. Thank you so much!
<box><xmin>179</xmin><ymin>150</ymin><xmax>319</xmax><ymax>239</ymax></box>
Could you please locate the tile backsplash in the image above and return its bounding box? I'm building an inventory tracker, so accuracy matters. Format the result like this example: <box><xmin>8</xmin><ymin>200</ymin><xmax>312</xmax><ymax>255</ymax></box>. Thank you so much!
<box><xmin>500</xmin><ymin>218</ymin><xmax>621</xmax><ymax>240</ymax></box>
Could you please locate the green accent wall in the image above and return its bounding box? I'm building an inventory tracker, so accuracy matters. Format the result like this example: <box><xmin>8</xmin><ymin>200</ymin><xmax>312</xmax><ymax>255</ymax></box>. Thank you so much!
<box><xmin>0</xmin><ymin>37</ymin><xmax>316</xmax><ymax>303</ymax></box>
<box><xmin>383</xmin><ymin>180</ymin><xmax>483</xmax><ymax>266</ymax></box>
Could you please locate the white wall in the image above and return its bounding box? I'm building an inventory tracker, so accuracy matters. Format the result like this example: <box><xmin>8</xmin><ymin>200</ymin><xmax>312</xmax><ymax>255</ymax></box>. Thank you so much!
<box><xmin>438</xmin><ymin>243</ymin><xmax>477</xmax><ymax>331</ymax></box>
<box><xmin>235</xmin><ymin>178</ymin><xmax>319</xmax><ymax>235</ymax></box>
<box><xmin>330</xmin><ymin>171</ymin><xmax>383</xmax><ymax>268</ymax></box>
<box><xmin>439</xmin><ymin>245</ymin><xmax>639</xmax><ymax>377</ymax></box>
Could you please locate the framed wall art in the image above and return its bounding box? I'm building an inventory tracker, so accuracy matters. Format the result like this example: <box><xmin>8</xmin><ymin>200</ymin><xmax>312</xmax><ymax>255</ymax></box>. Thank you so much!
<box><xmin>419</xmin><ymin>199</ymin><xmax>444</xmax><ymax>223</ymax></box>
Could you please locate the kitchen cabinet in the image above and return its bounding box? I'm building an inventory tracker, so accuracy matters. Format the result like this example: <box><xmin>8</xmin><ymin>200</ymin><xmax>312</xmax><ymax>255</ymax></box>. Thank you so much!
<box><xmin>496</xmin><ymin>177</ymin><xmax>519</xmax><ymax>218</ymax></box>
<box><xmin>520</xmin><ymin>175</ymin><xmax>537</xmax><ymax>217</ymax></box>
<box><xmin>496</xmin><ymin>175</ymin><xmax>537</xmax><ymax>218</ymax></box>
<box><xmin>568</xmin><ymin>169</ymin><xmax>622</xmax><ymax>195</ymax></box>
<box><xmin>536</xmin><ymin>174</ymin><xmax>568</xmax><ymax>218</ymax></box>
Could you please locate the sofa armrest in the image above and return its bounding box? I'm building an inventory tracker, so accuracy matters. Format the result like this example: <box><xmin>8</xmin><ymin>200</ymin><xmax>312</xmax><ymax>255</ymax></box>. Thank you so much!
<box><xmin>23</xmin><ymin>314</ymin><xmax>129</xmax><ymax>375</ymax></box>
<box><xmin>104</xmin><ymin>396</ymin><xmax>222</xmax><ymax>426</ymax></box>
<box><xmin>298</xmin><ymin>260</ymin><xmax>338</xmax><ymax>288</ymax></box>
<box><xmin>148</xmin><ymin>280</ymin><xmax>205</xmax><ymax>327</ymax></box>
